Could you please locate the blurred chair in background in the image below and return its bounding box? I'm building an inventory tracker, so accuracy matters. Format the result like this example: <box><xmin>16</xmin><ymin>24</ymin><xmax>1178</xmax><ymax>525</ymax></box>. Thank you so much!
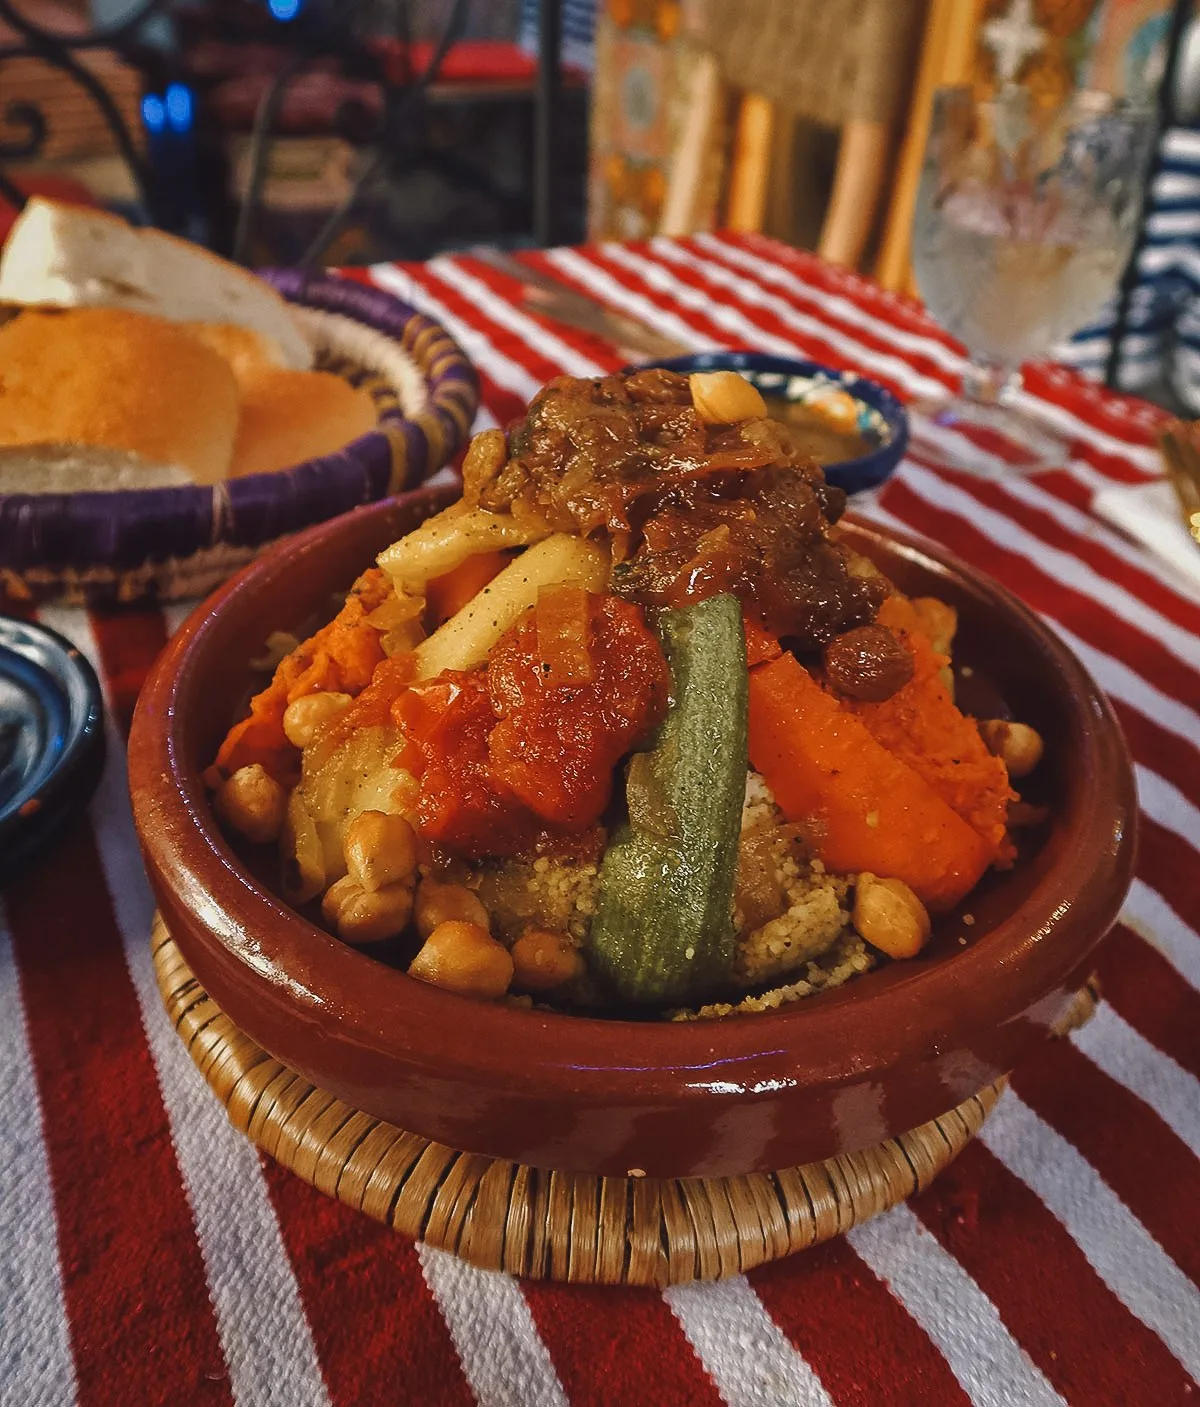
<box><xmin>0</xmin><ymin>0</ymin><xmax>147</xmax><ymax>217</ymax></box>
<box><xmin>693</xmin><ymin>0</ymin><xmax>925</xmax><ymax>267</ymax></box>
<box><xmin>875</xmin><ymin>0</ymin><xmax>983</xmax><ymax>293</ymax></box>
<box><xmin>588</xmin><ymin>0</ymin><xmax>926</xmax><ymax>269</ymax></box>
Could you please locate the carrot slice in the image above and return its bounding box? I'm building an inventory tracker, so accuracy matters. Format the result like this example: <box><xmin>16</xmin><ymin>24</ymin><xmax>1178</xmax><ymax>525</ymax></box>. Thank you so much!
<box><xmin>425</xmin><ymin>550</ymin><xmax>512</xmax><ymax>628</ymax></box>
<box><xmin>747</xmin><ymin>652</ymin><xmax>993</xmax><ymax>910</ymax></box>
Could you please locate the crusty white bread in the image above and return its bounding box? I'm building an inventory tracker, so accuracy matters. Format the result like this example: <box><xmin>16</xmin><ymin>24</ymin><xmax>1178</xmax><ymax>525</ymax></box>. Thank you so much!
<box><xmin>0</xmin><ymin>198</ymin><xmax>312</xmax><ymax>370</ymax></box>
<box><xmin>0</xmin><ymin>306</ymin><xmax>240</xmax><ymax>484</ymax></box>
<box><xmin>0</xmin><ymin>443</ymin><xmax>194</xmax><ymax>494</ymax></box>
<box><xmin>230</xmin><ymin>368</ymin><xmax>378</xmax><ymax>478</ymax></box>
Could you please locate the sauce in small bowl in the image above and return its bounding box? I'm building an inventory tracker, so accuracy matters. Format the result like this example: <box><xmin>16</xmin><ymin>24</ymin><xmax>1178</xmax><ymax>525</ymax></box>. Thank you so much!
<box><xmin>630</xmin><ymin>353</ymin><xmax>909</xmax><ymax>496</ymax></box>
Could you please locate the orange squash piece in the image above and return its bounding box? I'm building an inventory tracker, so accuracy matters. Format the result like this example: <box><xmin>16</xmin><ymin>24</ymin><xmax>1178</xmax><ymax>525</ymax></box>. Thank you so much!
<box><xmin>850</xmin><ymin>596</ymin><xmax>1012</xmax><ymax>853</ymax></box>
<box><xmin>210</xmin><ymin>567</ymin><xmax>391</xmax><ymax>783</ymax></box>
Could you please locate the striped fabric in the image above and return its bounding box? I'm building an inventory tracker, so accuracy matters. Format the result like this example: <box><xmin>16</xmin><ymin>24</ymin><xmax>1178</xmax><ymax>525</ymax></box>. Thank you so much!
<box><xmin>1061</xmin><ymin>124</ymin><xmax>1200</xmax><ymax>410</ymax></box>
<box><xmin>2</xmin><ymin>231</ymin><xmax>1198</xmax><ymax>1407</ymax></box>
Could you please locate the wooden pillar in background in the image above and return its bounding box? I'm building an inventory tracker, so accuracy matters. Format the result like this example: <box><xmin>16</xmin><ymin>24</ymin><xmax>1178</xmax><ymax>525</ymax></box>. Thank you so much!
<box><xmin>726</xmin><ymin>93</ymin><xmax>775</xmax><ymax>232</ymax></box>
<box><xmin>875</xmin><ymin>0</ymin><xmax>983</xmax><ymax>293</ymax></box>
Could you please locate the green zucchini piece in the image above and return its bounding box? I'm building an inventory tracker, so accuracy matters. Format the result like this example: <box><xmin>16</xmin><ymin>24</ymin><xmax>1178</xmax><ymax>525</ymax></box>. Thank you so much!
<box><xmin>588</xmin><ymin>592</ymin><xmax>748</xmax><ymax>1006</ymax></box>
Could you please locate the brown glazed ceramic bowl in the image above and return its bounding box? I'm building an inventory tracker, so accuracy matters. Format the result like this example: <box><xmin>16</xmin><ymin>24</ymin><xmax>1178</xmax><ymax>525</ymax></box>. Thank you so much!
<box><xmin>129</xmin><ymin>490</ymin><xmax>1137</xmax><ymax>1179</ymax></box>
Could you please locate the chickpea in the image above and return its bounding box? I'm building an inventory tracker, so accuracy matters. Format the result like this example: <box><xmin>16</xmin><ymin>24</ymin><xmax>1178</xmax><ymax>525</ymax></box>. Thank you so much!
<box><xmin>511</xmin><ymin>929</ymin><xmax>584</xmax><ymax>992</ymax></box>
<box><xmin>413</xmin><ymin>878</ymin><xmax>489</xmax><ymax>939</ymax></box>
<box><xmin>852</xmin><ymin>873</ymin><xmax>931</xmax><ymax>960</ymax></box>
<box><xmin>282</xmin><ymin>691</ymin><xmax>353</xmax><ymax>749</ymax></box>
<box><xmin>408</xmin><ymin>920</ymin><xmax>513</xmax><ymax>999</ymax></box>
<box><xmin>689</xmin><ymin>370</ymin><xmax>767</xmax><ymax>425</ymax></box>
<box><xmin>344</xmin><ymin>811</ymin><xmax>418</xmax><ymax>893</ymax></box>
<box><xmin>214</xmin><ymin>763</ymin><xmax>286</xmax><ymax>844</ymax></box>
<box><xmin>978</xmin><ymin>720</ymin><xmax>1044</xmax><ymax>780</ymax></box>
<box><xmin>321</xmin><ymin>874</ymin><xmax>413</xmax><ymax>946</ymax></box>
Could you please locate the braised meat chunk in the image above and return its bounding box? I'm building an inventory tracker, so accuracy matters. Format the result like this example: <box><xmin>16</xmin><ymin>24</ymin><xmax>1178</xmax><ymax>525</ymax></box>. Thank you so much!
<box><xmin>463</xmin><ymin>369</ymin><xmax>885</xmax><ymax>650</ymax></box>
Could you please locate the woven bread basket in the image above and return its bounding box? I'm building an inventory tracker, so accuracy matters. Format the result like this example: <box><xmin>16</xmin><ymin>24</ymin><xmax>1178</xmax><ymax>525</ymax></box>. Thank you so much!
<box><xmin>0</xmin><ymin>270</ymin><xmax>478</xmax><ymax>606</ymax></box>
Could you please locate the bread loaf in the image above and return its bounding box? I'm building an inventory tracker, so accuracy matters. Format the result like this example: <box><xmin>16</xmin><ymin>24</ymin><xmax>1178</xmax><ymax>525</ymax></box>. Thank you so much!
<box><xmin>0</xmin><ymin>443</ymin><xmax>194</xmax><ymax>495</ymax></box>
<box><xmin>231</xmin><ymin>369</ymin><xmax>378</xmax><ymax>478</ymax></box>
<box><xmin>186</xmin><ymin>322</ymin><xmax>288</xmax><ymax>383</ymax></box>
<box><xmin>0</xmin><ymin>307</ymin><xmax>240</xmax><ymax>485</ymax></box>
<box><xmin>0</xmin><ymin>198</ymin><xmax>312</xmax><ymax>370</ymax></box>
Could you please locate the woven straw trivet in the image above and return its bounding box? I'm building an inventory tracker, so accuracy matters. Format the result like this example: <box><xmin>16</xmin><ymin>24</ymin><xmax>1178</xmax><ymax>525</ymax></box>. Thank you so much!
<box><xmin>153</xmin><ymin>913</ymin><xmax>1098</xmax><ymax>1286</ymax></box>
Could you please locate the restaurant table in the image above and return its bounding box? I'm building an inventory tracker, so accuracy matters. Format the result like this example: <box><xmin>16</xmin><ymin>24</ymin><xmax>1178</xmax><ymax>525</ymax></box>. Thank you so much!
<box><xmin>2</xmin><ymin>232</ymin><xmax>1199</xmax><ymax>1407</ymax></box>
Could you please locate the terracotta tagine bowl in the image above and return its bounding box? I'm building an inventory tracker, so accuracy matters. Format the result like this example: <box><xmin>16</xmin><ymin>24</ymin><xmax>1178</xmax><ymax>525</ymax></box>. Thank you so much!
<box><xmin>129</xmin><ymin>488</ymin><xmax>1137</xmax><ymax>1179</ymax></box>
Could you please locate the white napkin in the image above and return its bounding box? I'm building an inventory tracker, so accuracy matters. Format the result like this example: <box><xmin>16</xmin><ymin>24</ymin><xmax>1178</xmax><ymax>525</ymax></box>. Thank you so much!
<box><xmin>1093</xmin><ymin>478</ymin><xmax>1200</xmax><ymax>596</ymax></box>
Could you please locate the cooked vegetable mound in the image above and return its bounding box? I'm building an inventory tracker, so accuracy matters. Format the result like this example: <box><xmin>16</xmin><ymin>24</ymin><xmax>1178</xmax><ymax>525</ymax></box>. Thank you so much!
<box><xmin>208</xmin><ymin>368</ymin><xmax>1041</xmax><ymax>1018</ymax></box>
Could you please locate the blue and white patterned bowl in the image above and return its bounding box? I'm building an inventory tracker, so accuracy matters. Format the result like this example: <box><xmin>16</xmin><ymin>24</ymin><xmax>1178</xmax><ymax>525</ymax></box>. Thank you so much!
<box><xmin>634</xmin><ymin>352</ymin><xmax>909</xmax><ymax>496</ymax></box>
<box><xmin>0</xmin><ymin>270</ymin><xmax>479</xmax><ymax>606</ymax></box>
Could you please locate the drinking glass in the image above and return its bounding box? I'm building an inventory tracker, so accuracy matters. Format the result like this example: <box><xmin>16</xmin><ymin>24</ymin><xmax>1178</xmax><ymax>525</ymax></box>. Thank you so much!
<box><xmin>912</xmin><ymin>85</ymin><xmax>1155</xmax><ymax>470</ymax></box>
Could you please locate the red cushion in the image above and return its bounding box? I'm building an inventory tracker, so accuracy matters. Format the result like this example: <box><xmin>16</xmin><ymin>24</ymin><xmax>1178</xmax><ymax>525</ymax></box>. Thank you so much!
<box><xmin>371</xmin><ymin>40</ymin><xmax>585</xmax><ymax>85</ymax></box>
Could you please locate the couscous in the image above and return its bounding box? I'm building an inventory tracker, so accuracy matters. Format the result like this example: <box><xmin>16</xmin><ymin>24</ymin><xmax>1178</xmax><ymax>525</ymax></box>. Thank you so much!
<box><xmin>206</xmin><ymin>367</ymin><xmax>1044</xmax><ymax>1019</ymax></box>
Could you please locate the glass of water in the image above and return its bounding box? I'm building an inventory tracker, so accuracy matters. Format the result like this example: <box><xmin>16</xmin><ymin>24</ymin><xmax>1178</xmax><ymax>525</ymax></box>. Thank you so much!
<box><xmin>912</xmin><ymin>85</ymin><xmax>1155</xmax><ymax>471</ymax></box>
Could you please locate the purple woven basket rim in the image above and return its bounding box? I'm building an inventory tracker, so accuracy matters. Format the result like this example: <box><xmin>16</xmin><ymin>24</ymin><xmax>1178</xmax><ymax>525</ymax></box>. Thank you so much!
<box><xmin>0</xmin><ymin>269</ymin><xmax>479</xmax><ymax>577</ymax></box>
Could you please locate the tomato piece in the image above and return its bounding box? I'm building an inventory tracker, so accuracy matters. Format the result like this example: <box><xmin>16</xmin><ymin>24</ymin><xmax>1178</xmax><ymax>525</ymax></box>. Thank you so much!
<box><xmin>394</xmin><ymin>592</ymin><xmax>671</xmax><ymax>854</ymax></box>
<box><xmin>488</xmin><ymin>594</ymin><xmax>670</xmax><ymax>829</ymax></box>
<box><xmin>395</xmin><ymin>672</ymin><xmax>543</xmax><ymax>857</ymax></box>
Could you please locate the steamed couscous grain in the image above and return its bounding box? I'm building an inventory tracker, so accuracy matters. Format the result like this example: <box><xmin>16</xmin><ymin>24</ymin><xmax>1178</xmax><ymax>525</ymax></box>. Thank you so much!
<box><xmin>733</xmin><ymin>773</ymin><xmax>856</xmax><ymax>983</ymax></box>
<box><xmin>671</xmin><ymin>927</ymin><xmax>874</xmax><ymax>1021</ymax></box>
<box><xmin>474</xmin><ymin>855</ymin><xmax>601</xmax><ymax>946</ymax></box>
<box><xmin>458</xmin><ymin>772</ymin><xmax>869</xmax><ymax>1016</ymax></box>
<box><xmin>736</xmin><ymin>882</ymin><xmax>852</xmax><ymax>983</ymax></box>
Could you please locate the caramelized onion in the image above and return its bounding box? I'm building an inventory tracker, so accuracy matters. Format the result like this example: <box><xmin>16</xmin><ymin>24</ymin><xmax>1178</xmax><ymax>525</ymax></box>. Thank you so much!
<box><xmin>535</xmin><ymin>584</ymin><xmax>594</xmax><ymax>685</ymax></box>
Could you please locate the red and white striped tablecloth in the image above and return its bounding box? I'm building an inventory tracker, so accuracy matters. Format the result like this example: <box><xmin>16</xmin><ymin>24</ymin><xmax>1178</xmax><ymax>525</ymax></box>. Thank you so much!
<box><xmin>3</xmin><ymin>233</ymin><xmax>1198</xmax><ymax>1407</ymax></box>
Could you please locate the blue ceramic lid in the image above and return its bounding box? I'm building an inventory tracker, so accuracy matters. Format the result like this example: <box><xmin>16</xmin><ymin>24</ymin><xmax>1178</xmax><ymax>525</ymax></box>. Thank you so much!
<box><xmin>0</xmin><ymin>617</ymin><xmax>105</xmax><ymax>882</ymax></box>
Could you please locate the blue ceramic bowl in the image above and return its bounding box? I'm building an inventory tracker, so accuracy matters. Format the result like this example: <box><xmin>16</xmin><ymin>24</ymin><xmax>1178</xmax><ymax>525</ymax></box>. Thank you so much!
<box><xmin>633</xmin><ymin>352</ymin><xmax>909</xmax><ymax>496</ymax></box>
<box><xmin>0</xmin><ymin>615</ymin><xmax>104</xmax><ymax>882</ymax></box>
